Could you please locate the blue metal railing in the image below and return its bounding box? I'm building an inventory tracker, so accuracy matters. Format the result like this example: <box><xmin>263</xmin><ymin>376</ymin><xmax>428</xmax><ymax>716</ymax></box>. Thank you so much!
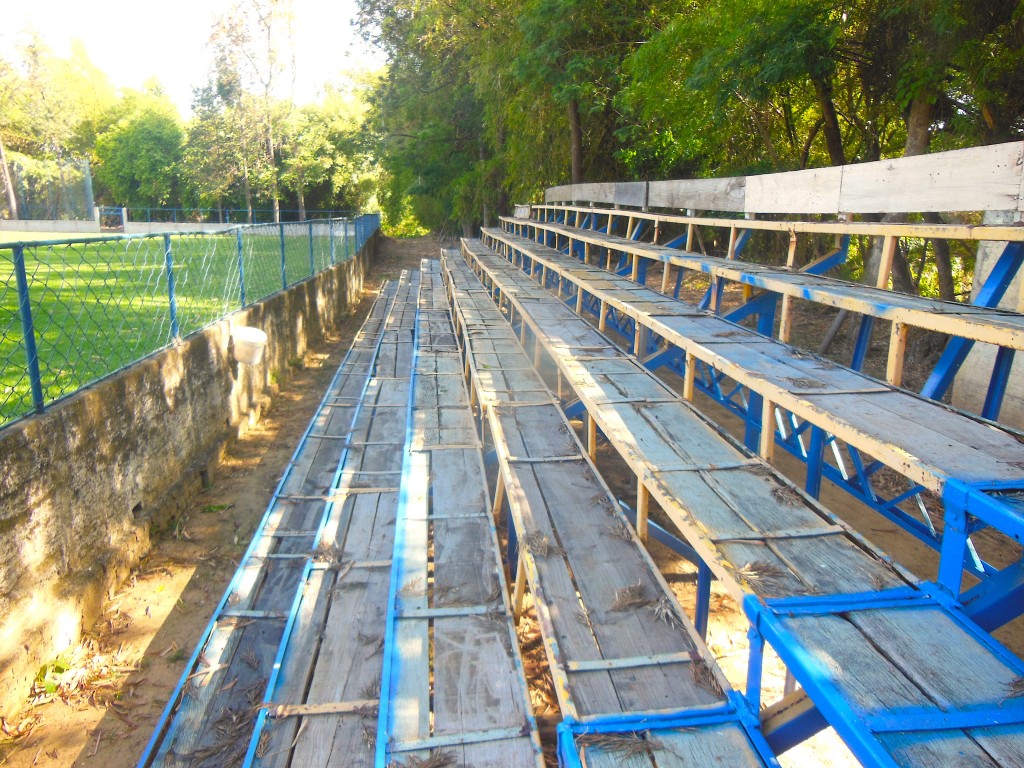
<box><xmin>0</xmin><ymin>213</ymin><xmax>380</xmax><ymax>429</ymax></box>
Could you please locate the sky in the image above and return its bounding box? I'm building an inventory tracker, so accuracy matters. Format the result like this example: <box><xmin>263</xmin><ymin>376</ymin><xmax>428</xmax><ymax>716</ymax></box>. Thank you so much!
<box><xmin>1</xmin><ymin>0</ymin><xmax>386</xmax><ymax>115</ymax></box>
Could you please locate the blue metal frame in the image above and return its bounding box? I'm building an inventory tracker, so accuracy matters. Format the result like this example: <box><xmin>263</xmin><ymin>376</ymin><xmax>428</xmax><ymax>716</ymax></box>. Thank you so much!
<box><xmin>12</xmin><ymin>244</ymin><xmax>45</xmax><ymax>413</ymax></box>
<box><xmin>278</xmin><ymin>222</ymin><xmax>288</xmax><ymax>290</ymax></box>
<box><xmin>921</xmin><ymin>241</ymin><xmax>1024</xmax><ymax>406</ymax></box>
<box><xmin>163</xmin><ymin>234</ymin><xmax>180</xmax><ymax>340</ymax></box>
<box><xmin>375</xmin><ymin>279</ymin><xmax>423</xmax><ymax>765</ymax></box>
<box><xmin>556</xmin><ymin>694</ymin><xmax>780</xmax><ymax>768</ymax></box>
<box><xmin>236</xmin><ymin>229</ymin><xmax>247</xmax><ymax>306</ymax></box>
<box><xmin>744</xmin><ymin>585</ymin><xmax>1024</xmax><ymax>767</ymax></box>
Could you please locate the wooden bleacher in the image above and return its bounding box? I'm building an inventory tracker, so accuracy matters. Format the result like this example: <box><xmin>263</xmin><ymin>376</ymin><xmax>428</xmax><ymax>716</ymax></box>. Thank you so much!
<box><xmin>481</xmin><ymin>223</ymin><xmax>1024</xmax><ymax>626</ymax></box>
<box><xmin>140</xmin><ymin>143</ymin><xmax>1024</xmax><ymax>768</ymax></box>
<box><xmin>457</xmin><ymin>236</ymin><xmax>1024</xmax><ymax>767</ymax></box>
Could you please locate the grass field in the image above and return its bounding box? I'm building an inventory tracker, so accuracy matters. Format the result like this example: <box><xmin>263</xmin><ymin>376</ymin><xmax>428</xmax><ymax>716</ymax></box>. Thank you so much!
<box><xmin>1</xmin><ymin>222</ymin><xmax>356</xmax><ymax>425</ymax></box>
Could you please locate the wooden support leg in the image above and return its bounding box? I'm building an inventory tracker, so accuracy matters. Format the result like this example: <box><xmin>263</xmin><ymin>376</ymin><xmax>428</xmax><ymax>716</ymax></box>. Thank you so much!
<box><xmin>876</xmin><ymin>234</ymin><xmax>897</xmax><ymax>289</ymax></box>
<box><xmin>599</xmin><ymin>301</ymin><xmax>608</xmax><ymax>332</ymax></box>
<box><xmin>633</xmin><ymin>322</ymin><xmax>648</xmax><ymax>357</ymax></box>
<box><xmin>661</xmin><ymin>263</ymin><xmax>672</xmax><ymax>294</ymax></box>
<box><xmin>759</xmin><ymin>399</ymin><xmax>775</xmax><ymax>462</ymax></box>
<box><xmin>513</xmin><ymin>554</ymin><xmax>527</xmax><ymax>620</ymax></box>
<box><xmin>784</xmin><ymin>670</ymin><xmax>798</xmax><ymax>697</ymax></box>
<box><xmin>779</xmin><ymin>295</ymin><xmax>794</xmax><ymax>343</ymax></box>
<box><xmin>587</xmin><ymin>414</ymin><xmax>597</xmax><ymax>459</ymax></box>
<box><xmin>683</xmin><ymin>352</ymin><xmax>696</xmax><ymax>401</ymax></box>
<box><xmin>887</xmin><ymin>321</ymin><xmax>909</xmax><ymax>387</ymax></box>
<box><xmin>575</xmin><ymin>286</ymin><xmax>584</xmax><ymax>314</ymax></box>
<box><xmin>637</xmin><ymin>478</ymin><xmax>649</xmax><ymax>544</ymax></box>
<box><xmin>492</xmin><ymin>472</ymin><xmax>505</xmax><ymax>522</ymax></box>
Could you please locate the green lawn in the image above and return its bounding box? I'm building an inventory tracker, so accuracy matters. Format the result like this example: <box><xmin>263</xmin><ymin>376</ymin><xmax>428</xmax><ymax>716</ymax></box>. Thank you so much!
<box><xmin>1</xmin><ymin>223</ymin><xmax>354</xmax><ymax>425</ymax></box>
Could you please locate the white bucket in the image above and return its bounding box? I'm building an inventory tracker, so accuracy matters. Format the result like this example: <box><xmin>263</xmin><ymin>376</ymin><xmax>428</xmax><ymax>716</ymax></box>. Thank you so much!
<box><xmin>233</xmin><ymin>326</ymin><xmax>268</xmax><ymax>365</ymax></box>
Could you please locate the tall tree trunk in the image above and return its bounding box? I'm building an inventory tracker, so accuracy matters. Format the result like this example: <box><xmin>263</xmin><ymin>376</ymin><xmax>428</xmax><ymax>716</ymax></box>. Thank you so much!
<box><xmin>864</xmin><ymin>95</ymin><xmax>933</xmax><ymax>283</ymax></box>
<box><xmin>568</xmin><ymin>98</ymin><xmax>583</xmax><ymax>184</ymax></box>
<box><xmin>479</xmin><ymin>138</ymin><xmax>490</xmax><ymax>227</ymax></box>
<box><xmin>0</xmin><ymin>133</ymin><xmax>19</xmax><ymax>219</ymax></box>
<box><xmin>297</xmin><ymin>183</ymin><xmax>306</xmax><ymax>222</ymax></box>
<box><xmin>811</xmin><ymin>77</ymin><xmax>847</xmax><ymax>166</ymax></box>
<box><xmin>924</xmin><ymin>212</ymin><xmax>955</xmax><ymax>301</ymax></box>
<box><xmin>904</xmin><ymin>94</ymin><xmax>933</xmax><ymax>157</ymax></box>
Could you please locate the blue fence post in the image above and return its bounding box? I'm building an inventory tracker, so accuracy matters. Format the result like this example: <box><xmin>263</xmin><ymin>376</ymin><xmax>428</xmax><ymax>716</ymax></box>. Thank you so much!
<box><xmin>13</xmin><ymin>245</ymin><xmax>45</xmax><ymax>414</ymax></box>
<box><xmin>329</xmin><ymin>219</ymin><xmax>336</xmax><ymax>265</ymax></box>
<box><xmin>236</xmin><ymin>229</ymin><xmax>246</xmax><ymax>306</ymax></box>
<box><xmin>308</xmin><ymin>220</ymin><xmax>315</xmax><ymax>276</ymax></box>
<box><xmin>163</xmin><ymin>234</ymin><xmax>180</xmax><ymax>339</ymax></box>
<box><xmin>279</xmin><ymin>222</ymin><xmax>287</xmax><ymax>290</ymax></box>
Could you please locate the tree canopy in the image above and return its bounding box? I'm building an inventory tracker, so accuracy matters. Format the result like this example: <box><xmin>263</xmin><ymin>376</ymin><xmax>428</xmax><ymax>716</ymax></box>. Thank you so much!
<box><xmin>359</xmin><ymin>0</ymin><xmax>1024</xmax><ymax>233</ymax></box>
<box><xmin>0</xmin><ymin>1</ymin><xmax>376</xmax><ymax>222</ymax></box>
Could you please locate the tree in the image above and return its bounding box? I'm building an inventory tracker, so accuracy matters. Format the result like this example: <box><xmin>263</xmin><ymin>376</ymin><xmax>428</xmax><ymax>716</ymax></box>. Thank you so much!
<box><xmin>93</xmin><ymin>90</ymin><xmax>184</xmax><ymax>207</ymax></box>
<box><xmin>279</xmin><ymin>106</ymin><xmax>333</xmax><ymax>219</ymax></box>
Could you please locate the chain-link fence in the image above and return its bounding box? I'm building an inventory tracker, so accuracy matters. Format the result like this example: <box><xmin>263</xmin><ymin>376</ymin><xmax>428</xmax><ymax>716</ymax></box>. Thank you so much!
<box><xmin>1</xmin><ymin>213</ymin><xmax>380</xmax><ymax>428</ymax></box>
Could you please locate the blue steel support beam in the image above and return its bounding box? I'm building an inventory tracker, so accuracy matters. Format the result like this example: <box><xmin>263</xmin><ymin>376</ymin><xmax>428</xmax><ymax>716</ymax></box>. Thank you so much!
<box><xmin>12</xmin><ymin>245</ymin><xmax>45</xmax><ymax>413</ymax></box>
<box><xmin>850</xmin><ymin>315</ymin><xmax>875</xmax><ymax>371</ymax></box>
<box><xmin>982</xmin><ymin>346</ymin><xmax>1015</xmax><ymax>421</ymax></box>
<box><xmin>695</xmin><ymin>560</ymin><xmax>713</xmax><ymax>640</ymax></box>
<box><xmin>743</xmin><ymin>596</ymin><xmax>902</xmax><ymax>768</ymax></box>
<box><xmin>761</xmin><ymin>695</ymin><xmax>830</xmax><ymax>755</ymax></box>
<box><xmin>961</xmin><ymin>561</ymin><xmax>1024</xmax><ymax>631</ymax></box>
<box><xmin>921</xmin><ymin>241</ymin><xmax>1023</xmax><ymax>400</ymax></box>
<box><xmin>619</xmin><ymin>501</ymin><xmax>703</xmax><ymax>565</ymax></box>
<box><xmin>805</xmin><ymin>427</ymin><xmax>826</xmax><ymax>499</ymax></box>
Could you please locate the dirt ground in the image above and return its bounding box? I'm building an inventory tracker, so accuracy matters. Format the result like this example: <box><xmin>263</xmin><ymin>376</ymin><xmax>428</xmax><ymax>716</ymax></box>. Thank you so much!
<box><xmin>1</xmin><ymin>234</ymin><xmax>1019</xmax><ymax>768</ymax></box>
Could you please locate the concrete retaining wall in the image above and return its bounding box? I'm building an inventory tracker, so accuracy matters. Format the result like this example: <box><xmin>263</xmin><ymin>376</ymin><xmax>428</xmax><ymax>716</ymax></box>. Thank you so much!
<box><xmin>0</xmin><ymin>236</ymin><xmax>375</xmax><ymax>717</ymax></box>
<box><xmin>0</xmin><ymin>220</ymin><xmax>100</xmax><ymax>234</ymax></box>
<box><xmin>123</xmin><ymin>222</ymin><xmax>236</xmax><ymax>234</ymax></box>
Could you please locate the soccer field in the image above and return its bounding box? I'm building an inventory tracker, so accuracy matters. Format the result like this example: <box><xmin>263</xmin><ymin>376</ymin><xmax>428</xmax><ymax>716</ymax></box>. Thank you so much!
<box><xmin>1</xmin><ymin>223</ymin><xmax>353</xmax><ymax>425</ymax></box>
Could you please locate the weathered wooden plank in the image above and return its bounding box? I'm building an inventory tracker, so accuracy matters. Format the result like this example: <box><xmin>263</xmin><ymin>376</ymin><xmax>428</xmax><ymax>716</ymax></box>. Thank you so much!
<box><xmin>547</xmin><ymin>142</ymin><xmax>1024</xmax><ymax>215</ymax></box>
<box><xmin>745</xmin><ymin>166</ymin><xmax>844</xmax><ymax>214</ymax></box>
<box><xmin>581</xmin><ymin>723</ymin><xmax>768</xmax><ymax>768</ymax></box>
<box><xmin>379</xmin><ymin>263</ymin><xmax>543</xmax><ymax>767</ymax></box>
<box><xmin>838</xmin><ymin>141</ymin><xmax>1024</xmax><ymax>213</ymax></box>
<box><xmin>149</xmin><ymin>281</ymin><xmax>411</xmax><ymax>767</ymax></box>
<box><xmin>647</xmin><ymin>177</ymin><xmax>746</xmax><ymax>212</ymax></box>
